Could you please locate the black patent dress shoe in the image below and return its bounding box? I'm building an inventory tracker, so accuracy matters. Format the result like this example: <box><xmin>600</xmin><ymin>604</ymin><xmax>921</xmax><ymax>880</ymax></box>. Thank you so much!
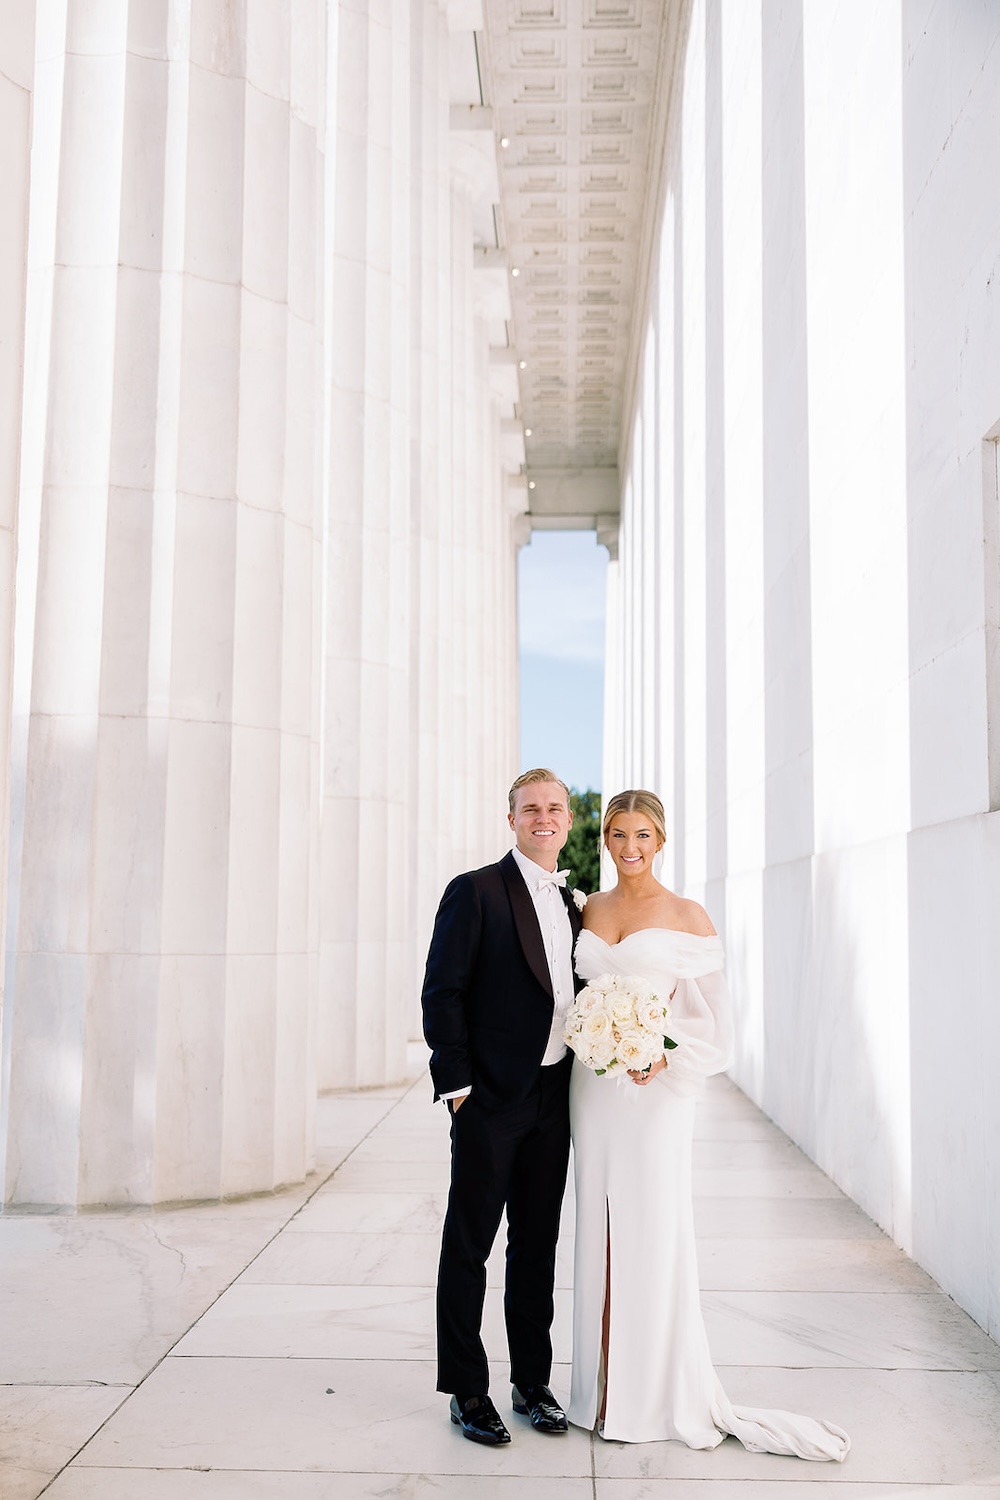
<box><xmin>511</xmin><ymin>1383</ymin><xmax>568</xmax><ymax>1433</ymax></box>
<box><xmin>450</xmin><ymin>1393</ymin><xmax>512</xmax><ymax>1445</ymax></box>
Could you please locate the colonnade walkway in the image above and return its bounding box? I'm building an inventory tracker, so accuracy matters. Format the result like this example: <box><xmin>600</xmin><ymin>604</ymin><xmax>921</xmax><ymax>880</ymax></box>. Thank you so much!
<box><xmin>4</xmin><ymin>1048</ymin><xmax>1000</xmax><ymax>1499</ymax></box>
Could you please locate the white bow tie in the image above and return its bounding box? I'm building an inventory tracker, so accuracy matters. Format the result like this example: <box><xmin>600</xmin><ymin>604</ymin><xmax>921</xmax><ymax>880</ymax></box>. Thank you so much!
<box><xmin>537</xmin><ymin>869</ymin><xmax>570</xmax><ymax>889</ymax></box>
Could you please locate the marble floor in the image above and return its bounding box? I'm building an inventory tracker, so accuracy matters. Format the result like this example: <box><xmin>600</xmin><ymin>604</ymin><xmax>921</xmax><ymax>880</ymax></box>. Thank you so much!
<box><xmin>3</xmin><ymin>1054</ymin><xmax>1000</xmax><ymax>1499</ymax></box>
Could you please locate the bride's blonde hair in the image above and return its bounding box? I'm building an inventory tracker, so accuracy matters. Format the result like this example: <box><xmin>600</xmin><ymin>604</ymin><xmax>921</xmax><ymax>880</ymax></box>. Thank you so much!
<box><xmin>602</xmin><ymin>789</ymin><xmax>667</xmax><ymax>848</ymax></box>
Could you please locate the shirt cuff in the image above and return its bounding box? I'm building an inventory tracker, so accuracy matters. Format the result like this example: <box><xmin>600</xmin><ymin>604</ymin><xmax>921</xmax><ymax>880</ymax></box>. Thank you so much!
<box><xmin>439</xmin><ymin>1087</ymin><xmax>472</xmax><ymax>1101</ymax></box>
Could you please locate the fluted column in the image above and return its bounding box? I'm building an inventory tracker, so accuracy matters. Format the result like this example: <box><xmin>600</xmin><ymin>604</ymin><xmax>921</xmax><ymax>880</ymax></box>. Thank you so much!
<box><xmin>0</xmin><ymin>4</ymin><xmax>32</xmax><ymax>1077</ymax></box>
<box><xmin>448</xmin><ymin>89</ymin><xmax>516</xmax><ymax>872</ymax></box>
<box><xmin>1</xmin><ymin>0</ymin><xmax>322</xmax><ymax>1206</ymax></box>
<box><xmin>407</xmin><ymin>0</ymin><xmax>453</xmax><ymax>1022</ymax></box>
<box><xmin>0</xmin><ymin>0</ymin><xmax>526</xmax><ymax>1199</ymax></box>
<box><xmin>319</xmin><ymin>0</ymin><xmax>412</xmax><ymax>1089</ymax></box>
<box><xmin>452</xmin><ymin>183</ymin><xmax>474</xmax><ymax>869</ymax></box>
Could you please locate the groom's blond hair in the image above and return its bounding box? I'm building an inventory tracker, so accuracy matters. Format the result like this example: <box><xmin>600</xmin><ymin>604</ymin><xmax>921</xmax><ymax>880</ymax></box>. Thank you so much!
<box><xmin>508</xmin><ymin>767</ymin><xmax>571</xmax><ymax>814</ymax></box>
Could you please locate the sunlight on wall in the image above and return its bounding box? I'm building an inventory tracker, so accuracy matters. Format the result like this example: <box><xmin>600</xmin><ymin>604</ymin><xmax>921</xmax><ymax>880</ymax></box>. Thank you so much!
<box><xmin>719</xmin><ymin>0</ymin><xmax>765</xmax><ymax>1096</ymax></box>
<box><xmin>802</xmin><ymin>0</ymin><xmax>911</xmax><ymax>1247</ymax></box>
<box><xmin>680</xmin><ymin>0</ymin><xmax>708</xmax><ymax>895</ymax></box>
<box><xmin>609</xmin><ymin>0</ymin><xmax>915</xmax><ymax>1252</ymax></box>
<box><xmin>655</xmin><ymin>194</ymin><xmax>678</xmax><ymax>891</ymax></box>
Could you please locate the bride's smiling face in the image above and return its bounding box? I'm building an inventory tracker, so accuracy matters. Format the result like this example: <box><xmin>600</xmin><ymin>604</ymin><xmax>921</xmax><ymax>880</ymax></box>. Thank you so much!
<box><xmin>606</xmin><ymin>811</ymin><xmax>663</xmax><ymax>877</ymax></box>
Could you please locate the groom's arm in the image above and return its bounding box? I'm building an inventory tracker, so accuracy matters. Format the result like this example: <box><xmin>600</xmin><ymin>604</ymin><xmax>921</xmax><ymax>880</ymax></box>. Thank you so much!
<box><xmin>421</xmin><ymin>873</ymin><xmax>482</xmax><ymax>1102</ymax></box>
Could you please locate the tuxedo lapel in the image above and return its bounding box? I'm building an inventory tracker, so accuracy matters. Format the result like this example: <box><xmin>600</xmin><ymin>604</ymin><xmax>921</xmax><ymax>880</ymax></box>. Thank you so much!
<box><xmin>499</xmin><ymin>851</ymin><xmax>554</xmax><ymax>1000</ymax></box>
<box><xmin>560</xmin><ymin>885</ymin><xmax>584</xmax><ymax>990</ymax></box>
<box><xmin>560</xmin><ymin>884</ymin><xmax>583</xmax><ymax>942</ymax></box>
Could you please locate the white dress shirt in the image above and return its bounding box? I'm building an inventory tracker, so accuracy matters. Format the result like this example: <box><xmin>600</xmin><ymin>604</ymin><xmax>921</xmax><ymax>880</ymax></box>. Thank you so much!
<box><xmin>511</xmin><ymin>845</ymin><xmax>576</xmax><ymax>1067</ymax></box>
<box><xmin>440</xmin><ymin>846</ymin><xmax>576</xmax><ymax>1102</ymax></box>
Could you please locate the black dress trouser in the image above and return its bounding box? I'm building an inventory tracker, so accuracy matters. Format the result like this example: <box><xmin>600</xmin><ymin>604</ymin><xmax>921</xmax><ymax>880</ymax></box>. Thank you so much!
<box><xmin>435</xmin><ymin>1053</ymin><xmax>572</xmax><ymax>1396</ymax></box>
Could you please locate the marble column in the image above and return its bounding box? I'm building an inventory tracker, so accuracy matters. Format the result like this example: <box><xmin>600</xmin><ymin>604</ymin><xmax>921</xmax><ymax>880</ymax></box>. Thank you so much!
<box><xmin>447</xmin><ymin>102</ymin><xmax>517</xmax><ymax>874</ymax></box>
<box><xmin>0</xmin><ymin>0</ymin><xmax>525</xmax><ymax>1202</ymax></box>
<box><xmin>448</xmin><ymin>182</ymin><xmax>475</xmax><ymax>870</ymax></box>
<box><xmin>319</xmin><ymin>0</ymin><xmax>413</xmax><ymax>1090</ymax></box>
<box><xmin>407</xmin><ymin>0</ymin><xmax>461</xmax><ymax>1024</ymax></box>
<box><xmin>0</xmin><ymin>3</ymin><xmax>33</xmax><ymax>1102</ymax></box>
<box><xmin>1</xmin><ymin>0</ymin><xmax>322</xmax><ymax>1206</ymax></box>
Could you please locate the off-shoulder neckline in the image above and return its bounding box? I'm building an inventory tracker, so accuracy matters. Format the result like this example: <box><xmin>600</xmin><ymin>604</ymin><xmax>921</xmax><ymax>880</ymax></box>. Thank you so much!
<box><xmin>580</xmin><ymin>926</ymin><xmax>720</xmax><ymax>946</ymax></box>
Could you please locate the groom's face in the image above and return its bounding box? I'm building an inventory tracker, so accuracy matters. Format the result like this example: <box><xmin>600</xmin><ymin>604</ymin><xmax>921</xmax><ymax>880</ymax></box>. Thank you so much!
<box><xmin>508</xmin><ymin>782</ymin><xmax>572</xmax><ymax>869</ymax></box>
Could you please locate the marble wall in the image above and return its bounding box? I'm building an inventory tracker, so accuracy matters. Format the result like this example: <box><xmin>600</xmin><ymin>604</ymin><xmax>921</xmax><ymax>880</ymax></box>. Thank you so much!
<box><xmin>0</xmin><ymin>0</ymin><xmax>519</xmax><ymax>1207</ymax></box>
<box><xmin>606</xmin><ymin>0</ymin><xmax>1000</xmax><ymax>1339</ymax></box>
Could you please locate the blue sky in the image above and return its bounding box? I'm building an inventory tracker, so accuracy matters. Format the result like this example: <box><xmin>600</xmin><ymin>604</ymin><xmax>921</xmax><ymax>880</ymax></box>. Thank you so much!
<box><xmin>517</xmin><ymin>530</ymin><xmax>608</xmax><ymax>793</ymax></box>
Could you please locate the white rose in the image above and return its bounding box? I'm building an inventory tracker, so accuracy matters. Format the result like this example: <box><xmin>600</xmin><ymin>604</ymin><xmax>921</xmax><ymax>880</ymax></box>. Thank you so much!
<box><xmin>614</xmin><ymin>1034</ymin><xmax>647</xmax><ymax>1070</ymax></box>
<box><xmin>563</xmin><ymin>1013</ymin><xmax>583</xmax><ymax>1044</ymax></box>
<box><xmin>637</xmin><ymin>998</ymin><xmax>667</xmax><ymax>1034</ymax></box>
<box><xmin>582</xmin><ymin>1011</ymin><xmax>612</xmax><ymax>1047</ymax></box>
<box><xmin>587</xmin><ymin>1033</ymin><xmax>617</xmax><ymax>1070</ymax></box>
<box><xmin>611</xmin><ymin>992</ymin><xmax>633</xmax><ymax>1022</ymax></box>
<box><xmin>626</xmin><ymin>1029</ymin><xmax>659</xmax><ymax>1066</ymax></box>
<box><xmin>614</xmin><ymin>1038</ymin><xmax>644</xmax><ymax>1074</ymax></box>
<box><xmin>572</xmin><ymin>888</ymin><xmax>587</xmax><ymax>911</ymax></box>
<box><xmin>574</xmin><ymin>987</ymin><xmax>603</xmax><ymax>1017</ymax></box>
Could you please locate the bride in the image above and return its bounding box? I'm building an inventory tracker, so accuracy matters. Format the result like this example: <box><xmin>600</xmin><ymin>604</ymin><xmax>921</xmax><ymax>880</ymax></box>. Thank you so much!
<box><xmin>567</xmin><ymin>789</ymin><xmax>850</xmax><ymax>1461</ymax></box>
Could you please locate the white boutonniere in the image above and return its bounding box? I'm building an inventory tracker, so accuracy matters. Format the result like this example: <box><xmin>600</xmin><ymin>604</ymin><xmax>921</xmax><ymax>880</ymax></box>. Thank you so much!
<box><xmin>572</xmin><ymin>888</ymin><xmax>587</xmax><ymax>911</ymax></box>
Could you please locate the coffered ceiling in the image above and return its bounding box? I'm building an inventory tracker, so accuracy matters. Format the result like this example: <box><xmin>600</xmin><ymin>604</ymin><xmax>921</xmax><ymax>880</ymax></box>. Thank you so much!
<box><xmin>477</xmin><ymin>0</ymin><xmax>673</xmax><ymax>532</ymax></box>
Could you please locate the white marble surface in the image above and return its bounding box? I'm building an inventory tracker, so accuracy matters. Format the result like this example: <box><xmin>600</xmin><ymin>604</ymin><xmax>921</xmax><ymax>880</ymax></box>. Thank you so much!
<box><xmin>0</xmin><ymin>1084</ymin><xmax>405</xmax><ymax>1496</ymax></box>
<box><xmin>46</xmin><ymin>1478</ymin><xmax>596</xmax><ymax>1500</ymax></box>
<box><xmin>0</xmin><ymin>1208</ymin><xmax>307</xmax><ymax>1384</ymax></box>
<box><xmin>593</xmin><ymin>1491</ymin><xmax>1000</xmax><ymax>1500</ymax></box>
<box><xmin>593</xmin><ymin>1369</ymin><xmax>1000</xmax><ymax>1484</ymax></box>
<box><xmin>4</xmin><ymin>1073</ymin><xmax>1000</xmax><ymax>1500</ymax></box>
<box><xmin>693</xmin><ymin>1194</ymin><xmax>885</xmax><ymax>1240</ymax></box>
<box><xmin>289</xmin><ymin>1189</ymin><xmax>449</xmax><ymax>1234</ymax></box>
<box><xmin>700</xmin><ymin>1290</ymin><xmax>1000</xmax><ymax>1370</ymax></box>
<box><xmin>695</xmin><ymin>1236</ymin><xmax>938</xmax><ymax>1292</ymax></box>
<box><xmin>239</xmin><ymin>1228</ymin><xmax>443</xmax><ymax>1286</ymax></box>
<box><xmin>74</xmin><ymin>1356</ymin><xmax>592</xmax><ymax>1478</ymax></box>
<box><xmin>0</xmin><ymin>1386</ymin><xmax>128</xmax><ymax>1500</ymax></box>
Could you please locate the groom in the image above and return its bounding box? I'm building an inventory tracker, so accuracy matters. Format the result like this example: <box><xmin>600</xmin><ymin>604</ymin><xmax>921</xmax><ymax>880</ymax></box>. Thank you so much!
<box><xmin>421</xmin><ymin>769</ymin><xmax>583</xmax><ymax>1445</ymax></box>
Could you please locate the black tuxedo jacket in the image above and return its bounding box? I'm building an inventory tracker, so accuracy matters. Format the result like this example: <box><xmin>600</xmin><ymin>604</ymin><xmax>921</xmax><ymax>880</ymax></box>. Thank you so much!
<box><xmin>421</xmin><ymin>850</ymin><xmax>584</xmax><ymax>1110</ymax></box>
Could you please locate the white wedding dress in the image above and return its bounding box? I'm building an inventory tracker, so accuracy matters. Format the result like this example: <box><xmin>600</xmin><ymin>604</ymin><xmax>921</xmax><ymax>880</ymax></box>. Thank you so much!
<box><xmin>568</xmin><ymin>927</ymin><xmax>850</xmax><ymax>1461</ymax></box>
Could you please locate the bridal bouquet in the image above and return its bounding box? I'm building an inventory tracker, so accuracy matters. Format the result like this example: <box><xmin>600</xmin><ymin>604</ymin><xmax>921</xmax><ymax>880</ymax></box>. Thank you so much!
<box><xmin>563</xmin><ymin>973</ymin><xmax>677</xmax><ymax>1076</ymax></box>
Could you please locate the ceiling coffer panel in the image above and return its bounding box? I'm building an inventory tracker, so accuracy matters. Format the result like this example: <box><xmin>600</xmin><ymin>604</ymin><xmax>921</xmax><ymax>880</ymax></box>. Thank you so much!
<box><xmin>481</xmin><ymin>0</ymin><xmax>668</xmax><ymax>479</ymax></box>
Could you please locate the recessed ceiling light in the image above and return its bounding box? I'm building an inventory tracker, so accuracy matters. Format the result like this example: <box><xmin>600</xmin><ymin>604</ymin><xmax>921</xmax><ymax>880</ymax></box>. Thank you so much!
<box><xmin>511</xmin><ymin>267</ymin><xmax>520</xmax><ymax>277</ymax></box>
<box><xmin>519</xmin><ymin>360</ymin><xmax>527</xmax><ymax>369</ymax></box>
<box><xmin>500</xmin><ymin>136</ymin><xmax>510</xmax><ymax>148</ymax></box>
<box><xmin>524</xmin><ymin>428</ymin><xmax>532</xmax><ymax>436</ymax></box>
<box><xmin>528</xmin><ymin>481</ymin><xmax>536</xmax><ymax>490</ymax></box>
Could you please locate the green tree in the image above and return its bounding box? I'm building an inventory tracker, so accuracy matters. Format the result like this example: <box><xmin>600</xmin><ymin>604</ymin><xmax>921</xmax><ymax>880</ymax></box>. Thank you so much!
<box><xmin>563</xmin><ymin>788</ymin><xmax>602</xmax><ymax>893</ymax></box>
